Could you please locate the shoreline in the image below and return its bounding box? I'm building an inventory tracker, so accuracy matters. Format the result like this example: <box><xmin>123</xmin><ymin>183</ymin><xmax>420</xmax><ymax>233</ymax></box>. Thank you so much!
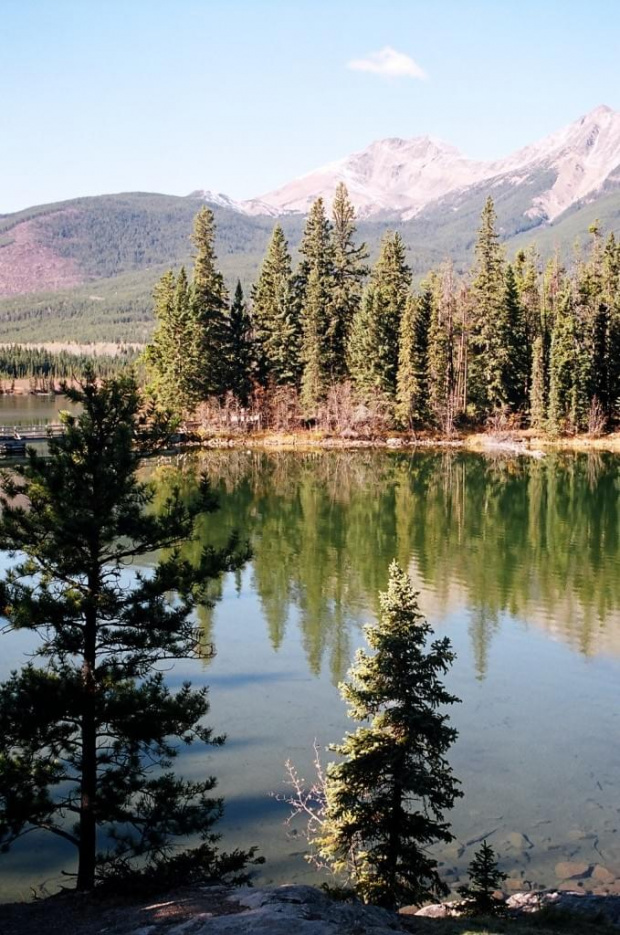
<box><xmin>184</xmin><ymin>428</ymin><xmax>620</xmax><ymax>456</ymax></box>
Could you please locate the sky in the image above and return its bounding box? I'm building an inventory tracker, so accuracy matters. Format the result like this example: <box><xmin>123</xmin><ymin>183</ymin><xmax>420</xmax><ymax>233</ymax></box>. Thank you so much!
<box><xmin>2</xmin><ymin>0</ymin><xmax>620</xmax><ymax>214</ymax></box>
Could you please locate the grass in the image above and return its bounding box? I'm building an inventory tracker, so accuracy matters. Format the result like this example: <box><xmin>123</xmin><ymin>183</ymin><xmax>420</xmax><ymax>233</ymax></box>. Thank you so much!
<box><xmin>409</xmin><ymin>907</ymin><xmax>619</xmax><ymax>934</ymax></box>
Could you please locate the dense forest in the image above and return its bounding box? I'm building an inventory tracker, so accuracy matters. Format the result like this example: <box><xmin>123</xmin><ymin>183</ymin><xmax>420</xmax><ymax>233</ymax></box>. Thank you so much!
<box><xmin>145</xmin><ymin>188</ymin><xmax>620</xmax><ymax>436</ymax></box>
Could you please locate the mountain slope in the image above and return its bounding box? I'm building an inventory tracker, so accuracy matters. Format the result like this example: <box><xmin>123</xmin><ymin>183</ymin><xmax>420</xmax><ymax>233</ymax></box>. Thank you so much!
<box><xmin>242</xmin><ymin>105</ymin><xmax>620</xmax><ymax>223</ymax></box>
<box><xmin>2</xmin><ymin>106</ymin><xmax>620</xmax><ymax>343</ymax></box>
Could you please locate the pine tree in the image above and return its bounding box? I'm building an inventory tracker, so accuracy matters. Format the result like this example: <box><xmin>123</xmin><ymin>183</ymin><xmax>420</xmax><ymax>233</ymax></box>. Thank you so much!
<box><xmin>251</xmin><ymin>224</ymin><xmax>300</xmax><ymax>385</ymax></box>
<box><xmin>330</xmin><ymin>183</ymin><xmax>369</xmax><ymax>379</ymax></box>
<box><xmin>396</xmin><ymin>289</ymin><xmax>432</xmax><ymax>428</ymax></box>
<box><xmin>470</xmin><ymin>197</ymin><xmax>507</xmax><ymax>415</ymax></box>
<box><xmin>313</xmin><ymin>561</ymin><xmax>461</xmax><ymax>910</ymax></box>
<box><xmin>297</xmin><ymin>199</ymin><xmax>335</xmax><ymax>409</ymax></box>
<box><xmin>190</xmin><ymin>207</ymin><xmax>230</xmax><ymax>398</ymax></box>
<box><xmin>0</xmin><ymin>374</ymin><xmax>251</xmax><ymax>891</ymax></box>
<box><xmin>226</xmin><ymin>281</ymin><xmax>254</xmax><ymax>405</ymax></box>
<box><xmin>458</xmin><ymin>840</ymin><xmax>507</xmax><ymax>915</ymax></box>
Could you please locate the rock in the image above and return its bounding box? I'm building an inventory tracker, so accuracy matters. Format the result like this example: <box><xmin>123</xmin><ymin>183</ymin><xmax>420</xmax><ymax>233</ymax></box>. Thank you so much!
<box><xmin>201</xmin><ymin>885</ymin><xmax>409</xmax><ymax>934</ymax></box>
<box><xmin>410</xmin><ymin>903</ymin><xmax>452</xmax><ymax>918</ymax></box>
<box><xmin>386</xmin><ymin>437</ymin><xmax>404</xmax><ymax>448</ymax></box>
<box><xmin>567</xmin><ymin>828</ymin><xmax>589</xmax><ymax>841</ymax></box>
<box><xmin>555</xmin><ymin>860</ymin><xmax>591</xmax><ymax>880</ymax></box>
<box><xmin>506</xmin><ymin>831</ymin><xmax>533</xmax><ymax>850</ymax></box>
<box><xmin>592</xmin><ymin>864</ymin><xmax>616</xmax><ymax>884</ymax></box>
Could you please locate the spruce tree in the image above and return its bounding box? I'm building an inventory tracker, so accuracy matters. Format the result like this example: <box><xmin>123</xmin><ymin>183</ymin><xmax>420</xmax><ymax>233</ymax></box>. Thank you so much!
<box><xmin>458</xmin><ymin>840</ymin><xmax>507</xmax><ymax>915</ymax></box>
<box><xmin>396</xmin><ymin>289</ymin><xmax>432</xmax><ymax>428</ymax></box>
<box><xmin>548</xmin><ymin>288</ymin><xmax>590</xmax><ymax>434</ymax></box>
<box><xmin>297</xmin><ymin>199</ymin><xmax>335</xmax><ymax>409</ymax></box>
<box><xmin>226</xmin><ymin>281</ymin><xmax>254</xmax><ymax>405</ymax></box>
<box><xmin>529</xmin><ymin>335</ymin><xmax>546</xmax><ymax>431</ymax></box>
<box><xmin>371</xmin><ymin>231</ymin><xmax>412</xmax><ymax>398</ymax></box>
<box><xmin>470</xmin><ymin>197</ymin><xmax>507</xmax><ymax>415</ymax></box>
<box><xmin>348</xmin><ymin>284</ymin><xmax>383</xmax><ymax>397</ymax></box>
<box><xmin>190</xmin><ymin>206</ymin><xmax>230</xmax><ymax>398</ymax></box>
<box><xmin>503</xmin><ymin>264</ymin><xmax>528</xmax><ymax>412</ymax></box>
<box><xmin>427</xmin><ymin>269</ymin><xmax>455</xmax><ymax>434</ymax></box>
<box><xmin>330</xmin><ymin>183</ymin><xmax>369</xmax><ymax>378</ymax></box>
<box><xmin>144</xmin><ymin>267</ymin><xmax>201</xmax><ymax>414</ymax></box>
<box><xmin>313</xmin><ymin>561</ymin><xmax>461</xmax><ymax>910</ymax></box>
<box><xmin>0</xmin><ymin>374</ymin><xmax>251</xmax><ymax>891</ymax></box>
<box><xmin>251</xmin><ymin>224</ymin><xmax>300</xmax><ymax>386</ymax></box>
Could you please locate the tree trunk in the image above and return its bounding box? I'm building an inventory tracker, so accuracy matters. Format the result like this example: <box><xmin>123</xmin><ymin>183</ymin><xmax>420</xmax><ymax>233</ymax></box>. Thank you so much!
<box><xmin>77</xmin><ymin>597</ymin><xmax>98</xmax><ymax>890</ymax></box>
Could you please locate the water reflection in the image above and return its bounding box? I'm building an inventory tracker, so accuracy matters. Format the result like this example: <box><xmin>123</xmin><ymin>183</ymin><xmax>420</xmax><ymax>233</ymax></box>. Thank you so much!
<box><xmin>4</xmin><ymin>449</ymin><xmax>620</xmax><ymax>900</ymax></box>
<box><xmin>151</xmin><ymin>450</ymin><xmax>620</xmax><ymax>681</ymax></box>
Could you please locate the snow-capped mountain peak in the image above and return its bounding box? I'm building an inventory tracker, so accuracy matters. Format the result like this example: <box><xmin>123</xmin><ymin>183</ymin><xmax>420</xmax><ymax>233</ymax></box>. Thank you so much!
<box><xmin>226</xmin><ymin>105</ymin><xmax>620</xmax><ymax>223</ymax></box>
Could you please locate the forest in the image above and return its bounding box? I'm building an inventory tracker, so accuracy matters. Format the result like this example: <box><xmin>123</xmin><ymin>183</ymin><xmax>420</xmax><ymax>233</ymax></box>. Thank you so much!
<box><xmin>145</xmin><ymin>187</ymin><xmax>620</xmax><ymax>437</ymax></box>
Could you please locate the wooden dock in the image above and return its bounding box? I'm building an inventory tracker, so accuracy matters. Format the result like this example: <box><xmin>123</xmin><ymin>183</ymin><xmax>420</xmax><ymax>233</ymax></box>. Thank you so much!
<box><xmin>0</xmin><ymin>423</ymin><xmax>64</xmax><ymax>455</ymax></box>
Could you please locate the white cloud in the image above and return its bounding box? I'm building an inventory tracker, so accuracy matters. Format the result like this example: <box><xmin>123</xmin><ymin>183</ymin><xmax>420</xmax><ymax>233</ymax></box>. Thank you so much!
<box><xmin>347</xmin><ymin>46</ymin><xmax>427</xmax><ymax>80</ymax></box>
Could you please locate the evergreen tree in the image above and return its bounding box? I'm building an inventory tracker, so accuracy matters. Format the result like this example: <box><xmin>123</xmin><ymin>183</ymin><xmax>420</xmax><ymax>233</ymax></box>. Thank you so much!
<box><xmin>330</xmin><ymin>183</ymin><xmax>369</xmax><ymax>378</ymax></box>
<box><xmin>503</xmin><ymin>264</ymin><xmax>528</xmax><ymax>411</ymax></box>
<box><xmin>0</xmin><ymin>374</ymin><xmax>251</xmax><ymax>891</ymax></box>
<box><xmin>190</xmin><ymin>207</ymin><xmax>230</xmax><ymax>398</ymax></box>
<box><xmin>144</xmin><ymin>267</ymin><xmax>201</xmax><ymax>414</ymax></box>
<box><xmin>313</xmin><ymin>561</ymin><xmax>461</xmax><ymax>910</ymax></box>
<box><xmin>371</xmin><ymin>232</ymin><xmax>412</xmax><ymax>398</ymax></box>
<box><xmin>226</xmin><ymin>281</ymin><xmax>254</xmax><ymax>405</ymax></box>
<box><xmin>427</xmin><ymin>269</ymin><xmax>455</xmax><ymax>434</ymax></box>
<box><xmin>297</xmin><ymin>199</ymin><xmax>335</xmax><ymax>409</ymax></box>
<box><xmin>514</xmin><ymin>246</ymin><xmax>541</xmax><ymax>401</ymax></box>
<box><xmin>347</xmin><ymin>284</ymin><xmax>383</xmax><ymax>397</ymax></box>
<box><xmin>251</xmin><ymin>224</ymin><xmax>300</xmax><ymax>385</ymax></box>
<box><xmin>458</xmin><ymin>840</ymin><xmax>507</xmax><ymax>916</ymax></box>
<box><xmin>529</xmin><ymin>335</ymin><xmax>546</xmax><ymax>431</ymax></box>
<box><xmin>470</xmin><ymin>197</ymin><xmax>507</xmax><ymax>415</ymax></box>
<box><xmin>396</xmin><ymin>289</ymin><xmax>432</xmax><ymax>428</ymax></box>
<box><xmin>548</xmin><ymin>288</ymin><xmax>590</xmax><ymax>434</ymax></box>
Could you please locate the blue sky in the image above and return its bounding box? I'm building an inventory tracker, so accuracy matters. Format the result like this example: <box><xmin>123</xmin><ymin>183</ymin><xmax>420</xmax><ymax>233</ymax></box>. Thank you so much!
<box><xmin>2</xmin><ymin>0</ymin><xmax>620</xmax><ymax>214</ymax></box>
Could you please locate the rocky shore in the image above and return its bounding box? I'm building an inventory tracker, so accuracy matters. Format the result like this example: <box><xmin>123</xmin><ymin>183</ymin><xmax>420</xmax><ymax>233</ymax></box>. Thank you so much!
<box><xmin>4</xmin><ymin>883</ymin><xmax>620</xmax><ymax>935</ymax></box>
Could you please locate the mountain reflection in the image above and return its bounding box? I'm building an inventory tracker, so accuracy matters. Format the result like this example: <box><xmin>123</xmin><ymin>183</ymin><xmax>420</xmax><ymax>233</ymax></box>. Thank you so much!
<box><xmin>150</xmin><ymin>450</ymin><xmax>620</xmax><ymax>681</ymax></box>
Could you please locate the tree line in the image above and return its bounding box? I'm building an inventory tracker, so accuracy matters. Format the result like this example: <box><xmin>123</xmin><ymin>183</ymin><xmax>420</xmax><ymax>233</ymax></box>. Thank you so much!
<box><xmin>145</xmin><ymin>189</ymin><xmax>620</xmax><ymax>436</ymax></box>
<box><xmin>0</xmin><ymin>345</ymin><xmax>138</xmax><ymax>383</ymax></box>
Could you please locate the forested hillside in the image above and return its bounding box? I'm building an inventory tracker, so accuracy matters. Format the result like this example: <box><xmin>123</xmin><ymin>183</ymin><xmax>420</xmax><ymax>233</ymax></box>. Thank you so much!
<box><xmin>2</xmin><ymin>183</ymin><xmax>620</xmax><ymax>343</ymax></box>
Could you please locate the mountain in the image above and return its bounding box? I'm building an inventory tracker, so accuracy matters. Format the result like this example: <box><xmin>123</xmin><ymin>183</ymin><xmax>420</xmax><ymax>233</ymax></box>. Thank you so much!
<box><xmin>1</xmin><ymin>106</ymin><xmax>620</xmax><ymax>343</ymax></box>
<box><xmin>240</xmin><ymin>105</ymin><xmax>620</xmax><ymax>222</ymax></box>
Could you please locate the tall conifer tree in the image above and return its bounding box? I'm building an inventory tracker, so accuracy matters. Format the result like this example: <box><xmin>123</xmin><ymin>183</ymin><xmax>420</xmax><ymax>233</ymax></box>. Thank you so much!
<box><xmin>330</xmin><ymin>183</ymin><xmax>369</xmax><ymax>378</ymax></box>
<box><xmin>396</xmin><ymin>289</ymin><xmax>432</xmax><ymax>427</ymax></box>
<box><xmin>144</xmin><ymin>268</ymin><xmax>201</xmax><ymax>414</ymax></box>
<box><xmin>470</xmin><ymin>197</ymin><xmax>507</xmax><ymax>415</ymax></box>
<box><xmin>349</xmin><ymin>232</ymin><xmax>411</xmax><ymax>401</ymax></box>
<box><xmin>297</xmin><ymin>198</ymin><xmax>335</xmax><ymax>409</ymax></box>
<box><xmin>191</xmin><ymin>207</ymin><xmax>230</xmax><ymax>398</ymax></box>
<box><xmin>226</xmin><ymin>281</ymin><xmax>254</xmax><ymax>405</ymax></box>
<box><xmin>251</xmin><ymin>225</ymin><xmax>300</xmax><ymax>385</ymax></box>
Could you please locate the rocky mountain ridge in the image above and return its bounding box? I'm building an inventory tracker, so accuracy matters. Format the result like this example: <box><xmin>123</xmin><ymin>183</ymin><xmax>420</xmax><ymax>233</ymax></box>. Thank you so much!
<box><xmin>206</xmin><ymin>105</ymin><xmax>620</xmax><ymax>223</ymax></box>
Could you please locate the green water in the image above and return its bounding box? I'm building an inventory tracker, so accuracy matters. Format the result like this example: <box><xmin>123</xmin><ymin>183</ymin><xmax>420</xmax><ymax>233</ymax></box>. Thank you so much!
<box><xmin>2</xmin><ymin>449</ymin><xmax>620</xmax><ymax>900</ymax></box>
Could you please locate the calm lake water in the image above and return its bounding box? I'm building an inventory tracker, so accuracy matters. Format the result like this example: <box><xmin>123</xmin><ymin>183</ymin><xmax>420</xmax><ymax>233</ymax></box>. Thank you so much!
<box><xmin>2</xmin><ymin>447</ymin><xmax>620</xmax><ymax>901</ymax></box>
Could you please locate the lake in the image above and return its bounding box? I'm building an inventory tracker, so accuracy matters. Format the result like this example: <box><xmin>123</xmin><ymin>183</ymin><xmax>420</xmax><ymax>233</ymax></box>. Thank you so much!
<box><xmin>2</xmin><ymin>448</ymin><xmax>620</xmax><ymax>901</ymax></box>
